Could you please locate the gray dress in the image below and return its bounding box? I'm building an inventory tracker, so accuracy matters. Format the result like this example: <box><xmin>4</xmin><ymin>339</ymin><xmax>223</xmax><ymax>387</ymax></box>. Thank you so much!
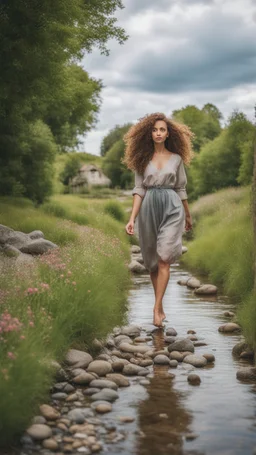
<box><xmin>132</xmin><ymin>153</ymin><xmax>187</xmax><ymax>273</ymax></box>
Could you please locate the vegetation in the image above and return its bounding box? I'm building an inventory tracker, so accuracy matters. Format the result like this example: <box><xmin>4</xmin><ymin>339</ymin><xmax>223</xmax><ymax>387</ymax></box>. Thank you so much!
<box><xmin>0</xmin><ymin>195</ymin><xmax>131</xmax><ymax>445</ymax></box>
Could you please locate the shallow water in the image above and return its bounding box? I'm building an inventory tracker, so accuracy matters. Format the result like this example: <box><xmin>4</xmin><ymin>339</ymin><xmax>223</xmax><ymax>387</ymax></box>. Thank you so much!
<box><xmin>101</xmin><ymin>263</ymin><xmax>256</xmax><ymax>455</ymax></box>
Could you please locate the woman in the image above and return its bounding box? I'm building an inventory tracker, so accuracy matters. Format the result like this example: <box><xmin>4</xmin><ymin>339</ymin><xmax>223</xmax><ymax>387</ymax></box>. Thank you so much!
<box><xmin>123</xmin><ymin>112</ymin><xmax>194</xmax><ymax>328</ymax></box>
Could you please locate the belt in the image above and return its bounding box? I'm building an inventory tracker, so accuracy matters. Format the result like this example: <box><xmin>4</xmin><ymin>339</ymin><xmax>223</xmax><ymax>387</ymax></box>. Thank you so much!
<box><xmin>147</xmin><ymin>186</ymin><xmax>174</xmax><ymax>190</ymax></box>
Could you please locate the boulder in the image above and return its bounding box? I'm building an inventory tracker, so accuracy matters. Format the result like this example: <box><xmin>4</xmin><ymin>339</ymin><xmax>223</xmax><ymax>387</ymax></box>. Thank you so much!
<box><xmin>119</xmin><ymin>342</ymin><xmax>151</xmax><ymax>355</ymax></box>
<box><xmin>28</xmin><ymin>230</ymin><xmax>44</xmax><ymax>240</ymax></box>
<box><xmin>87</xmin><ymin>360</ymin><xmax>113</xmax><ymax>376</ymax></box>
<box><xmin>153</xmin><ymin>355</ymin><xmax>170</xmax><ymax>365</ymax></box>
<box><xmin>186</xmin><ymin>277</ymin><xmax>201</xmax><ymax>289</ymax></box>
<box><xmin>218</xmin><ymin>323</ymin><xmax>241</xmax><ymax>333</ymax></box>
<box><xmin>128</xmin><ymin>260</ymin><xmax>146</xmax><ymax>274</ymax></box>
<box><xmin>236</xmin><ymin>367</ymin><xmax>256</xmax><ymax>381</ymax></box>
<box><xmin>0</xmin><ymin>224</ymin><xmax>29</xmax><ymax>249</ymax></box>
<box><xmin>65</xmin><ymin>349</ymin><xmax>93</xmax><ymax>368</ymax></box>
<box><xmin>168</xmin><ymin>339</ymin><xmax>194</xmax><ymax>353</ymax></box>
<box><xmin>121</xmin><ymin>325</ymin><xmax>141</xmax><ymax>338</ymax></box>
<box><xmin>183</xmin><ymin>355</ymin><xmax>207</xmax><ymax>368</ymax></box>
<box><xmin>20</xmin><ymin>239</ymin><xmax>57</xmax><ymax>255</ymax></box>
<box><xmin>194</xmin><ymin>284</ymin><xmax>218</xmax><ymax>295</ymax></box>
<box><xmin>26</xmin><ymin>424</ymin><xmax>52</xmax><ymax>441</ymax></box>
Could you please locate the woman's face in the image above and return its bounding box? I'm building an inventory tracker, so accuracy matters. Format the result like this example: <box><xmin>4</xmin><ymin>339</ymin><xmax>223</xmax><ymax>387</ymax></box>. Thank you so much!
<box><xmin>152</xmin><ymin>120</ymin><xmax>169</xmax><ymax>144</ymax></box>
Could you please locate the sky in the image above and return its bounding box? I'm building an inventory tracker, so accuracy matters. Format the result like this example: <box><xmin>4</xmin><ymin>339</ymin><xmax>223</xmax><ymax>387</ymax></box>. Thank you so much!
<box><xmin>82</xmin><ymin>0</ymin><xmax>256</xmax><ymax>155</ymax></box>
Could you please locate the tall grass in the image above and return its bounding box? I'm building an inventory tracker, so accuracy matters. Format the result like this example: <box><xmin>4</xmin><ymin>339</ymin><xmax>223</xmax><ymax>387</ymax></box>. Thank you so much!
<box><xmin>181</xmin><ymin>185</ymin><xmax>255</xmax><ymax>345</ymax></box>
<box><xmin>0</xmin><ymin>197</ymin><xmax>131</xmax><ymax>445</ymax></box>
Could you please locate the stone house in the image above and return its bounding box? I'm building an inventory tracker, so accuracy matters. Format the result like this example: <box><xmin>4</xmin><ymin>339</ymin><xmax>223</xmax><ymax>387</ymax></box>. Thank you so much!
<box><xmin>70</xmin><ymin>164</ymin><xmax>111</xmax><ymax>193</ymax></box>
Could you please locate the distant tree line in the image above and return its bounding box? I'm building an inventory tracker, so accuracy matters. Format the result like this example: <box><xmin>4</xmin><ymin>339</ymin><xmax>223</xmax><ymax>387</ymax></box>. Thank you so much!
<box><xmin>101</xmin><ymin>104</ymin><xmax>255</xmax><ymax>200</ymax></box>
<box><xmin>0</xmin><ymin>0</ymin><xmax>127</xmax><ymax>203</ymax></box>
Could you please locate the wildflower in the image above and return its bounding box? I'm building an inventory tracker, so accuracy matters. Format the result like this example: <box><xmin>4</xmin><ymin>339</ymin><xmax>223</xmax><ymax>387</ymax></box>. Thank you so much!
<box><xmin>72</xmin><ymin>281</ymin><xmax>76</xmax><ymax>286</ymax></box>
<box><xmin>20</xmin><ymin>335</ymin><xmax>26</xmax><ymax>340</ymax></box>
<box><xmin>7</xmin><ymin>352</ymin><xmax>16</xmax><ymax>360</ymax></box>
<box><xmin>29</xmin><ymin>321</ymin><xmax>34</xmax><ymax>327</ymax></box>
<box><xmin>67</xmin><ymin>271</ymin><xmax>72</xmax><ymax>276</ymax></box>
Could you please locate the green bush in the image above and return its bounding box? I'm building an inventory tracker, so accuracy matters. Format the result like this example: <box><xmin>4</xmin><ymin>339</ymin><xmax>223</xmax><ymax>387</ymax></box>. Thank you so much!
<box><xmin>104</xmin><ymin>200</ymin><xmax>125</xmax><ymax>222</ymax></box>
<box><xmin>41</xmin><ymin>201</ymin><xmax>68</xmax><ymax>218</ymax></box>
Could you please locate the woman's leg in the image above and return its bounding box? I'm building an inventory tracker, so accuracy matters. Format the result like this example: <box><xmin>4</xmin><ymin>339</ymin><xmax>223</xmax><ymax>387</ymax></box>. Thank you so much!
<box><xmin>152</xmin><ymin>260</ymin><xmax>170</xmax><ymax>327</ymax></box>
<box><xmin>150</xmin><ymin>268</ymin><xmax>166</xmax><ymax>322</ymax></box>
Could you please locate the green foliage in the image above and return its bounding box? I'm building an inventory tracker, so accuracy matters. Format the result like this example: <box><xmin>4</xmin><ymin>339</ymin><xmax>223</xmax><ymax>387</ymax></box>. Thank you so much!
<box><xmin>103</xmin><ymin>138</ymin><xmax>133</xmax><ymax>188</ymax></box>
<box><xmin>0</xmin><ymin>0</ymin><xmax>127</xmax><ymax>202</ymax></box>
<box><xmin>60</xmin><ymin>153</ymin><xmax>82</xmax><ymax>186</ymax></box>
<box><xmin>100</xmin><ymin>123</ymin><xmax>132</xmax><ymax>156</ymax></box>
<box><xmin>172</xmin><ymin>103</ymin><xmax>222</xmax><ymax>152</ymax></box>
<box><xmin>104</xmin><ymin>200</ymin><xmax>125</xmax><ymax>222</ymax></box>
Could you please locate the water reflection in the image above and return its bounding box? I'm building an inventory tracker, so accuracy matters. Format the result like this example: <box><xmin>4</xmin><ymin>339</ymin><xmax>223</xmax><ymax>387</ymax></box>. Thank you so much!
<box><xmin>136</xmin><ymin>329</ymin><xmax>194</xmax><ymax>455</ymax></box>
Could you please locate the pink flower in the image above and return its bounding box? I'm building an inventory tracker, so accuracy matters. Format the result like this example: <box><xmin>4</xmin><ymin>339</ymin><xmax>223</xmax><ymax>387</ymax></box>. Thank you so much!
<box><xmin>29</xmin><ymin>321</ymin><xmax>34</xmax><ymax>327</ymax></box>
<box><xmin>72</xmin><ymin>281</ymin><xmax>76</xmax><ymax>286</ymax></box>
<box><xmin>7</xmin><ymin>352</ymin><xmax>16</xmax><ymax>360</ymax></box>
<box><xmin>20</xmin><ymin>335</ymin><xmax>26</xmax><ymax>340</ymax></box>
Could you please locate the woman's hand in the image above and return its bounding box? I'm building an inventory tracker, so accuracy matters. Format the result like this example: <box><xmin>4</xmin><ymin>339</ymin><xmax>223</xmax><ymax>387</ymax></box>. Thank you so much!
<box><xmin>185</xmin><ymin>213</ymin><xmax>193</xmax><ymax>232</ymax></box>
<box><xmin>125</xmin><ymin>219</ymin><xmax>135</xmax><ymax>235</ymax></box>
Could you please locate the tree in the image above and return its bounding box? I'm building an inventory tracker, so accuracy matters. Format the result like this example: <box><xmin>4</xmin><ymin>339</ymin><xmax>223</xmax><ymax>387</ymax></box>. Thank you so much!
<box><xmin>103</xmin><ymin>139</ymin><xmax>132</xmax><ymax>188</ymax></box>
<box><xmin>100</xmin><ymin>123</ymin><xmax>132</xmax><ymax>156</ymax></box>
<box><xmin>172</xmin><ymin>104</ymin><xmax>222</xmax><ymax>152</ymax></box>
<box><xmin>60</xmin><ymin>154</ymin><xmax>82</xmax><ymax>187</ymax></box>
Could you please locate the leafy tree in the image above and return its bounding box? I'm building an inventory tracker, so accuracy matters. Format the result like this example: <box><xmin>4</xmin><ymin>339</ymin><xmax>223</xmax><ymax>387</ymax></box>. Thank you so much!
<box><xmin>100</xmin><ymin>123</ymin><xmax>132</xmax><ymax>156</ymax></box>
<box><xmin>172</xmin><ymin>104</ymin><xmax>222</xmax><ymax>151</ymax></box>
<box><xmin>60</xmin><ymin>154</ymin><xmax>81</xmax><ymax>186</ymax></box>
<box><xmin>103</xmin><ymin>139</ymin><xmax>132</xmax><ymax>188</ymax></box>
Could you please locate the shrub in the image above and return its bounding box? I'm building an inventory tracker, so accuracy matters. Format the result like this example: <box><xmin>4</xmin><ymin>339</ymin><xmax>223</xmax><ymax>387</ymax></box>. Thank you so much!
<box><xmin>104</xmin><ymin>200</ymin><xmax>125</xmax><ymax>222</ymax></box>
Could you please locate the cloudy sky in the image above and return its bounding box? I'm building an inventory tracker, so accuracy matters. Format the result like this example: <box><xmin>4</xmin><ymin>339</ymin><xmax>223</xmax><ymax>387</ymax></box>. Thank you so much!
<box><xmin>82</xmin><ymin>0</ymin><xmax>256</xmax><ymax>155</ymax></box>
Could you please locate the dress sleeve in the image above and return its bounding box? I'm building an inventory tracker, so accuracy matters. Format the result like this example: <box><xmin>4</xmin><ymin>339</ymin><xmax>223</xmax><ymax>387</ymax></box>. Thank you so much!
<box><xmin>132</xmin><ymin>170</ymin><xmax>146</xmax><ymax>199</ymax></box>
<box><xmin>174</xmin><ymin>159</ymin><xmax>188</xmax><ymax>200</ymax></box>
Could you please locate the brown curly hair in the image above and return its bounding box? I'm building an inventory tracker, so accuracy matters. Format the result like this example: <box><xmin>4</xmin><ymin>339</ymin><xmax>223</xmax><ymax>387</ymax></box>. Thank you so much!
<box><xmin>122</xmin><ymin>112</ymin><xmax>195</xmax><ymax>174</ymax></box>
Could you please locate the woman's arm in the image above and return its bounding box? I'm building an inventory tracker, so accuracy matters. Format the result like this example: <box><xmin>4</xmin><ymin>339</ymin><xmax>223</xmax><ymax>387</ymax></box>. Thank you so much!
<box><xmin>126</xmin><ymin>171</ymin><xmax>146</xmax><ymax>235</ymax></box>
<box><xmin>174</xmin><ymin>159</ymin><xmax>192</xmax><ymax>231</ymax></box>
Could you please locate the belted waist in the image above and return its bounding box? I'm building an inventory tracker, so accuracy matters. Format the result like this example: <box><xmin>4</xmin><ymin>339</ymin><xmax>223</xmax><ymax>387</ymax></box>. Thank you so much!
<box><xmin>147</xmin><ymin>186</ymin><xmax>174</xmax><ymax>190</ymax></box>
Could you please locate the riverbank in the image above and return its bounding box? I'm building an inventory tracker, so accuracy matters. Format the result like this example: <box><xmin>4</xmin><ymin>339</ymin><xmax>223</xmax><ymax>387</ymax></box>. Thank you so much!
<box><xmin>0</xmin><ymin>196</ymin><xmax>132</xmax><ymax>447</ymax></box>
<box><xmin>180</xmin><ymin>185</ymin><xmax>256</xmax><ymax>349</ymax></box>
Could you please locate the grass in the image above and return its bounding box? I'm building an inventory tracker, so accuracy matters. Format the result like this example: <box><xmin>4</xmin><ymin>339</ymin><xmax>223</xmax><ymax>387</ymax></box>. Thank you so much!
<box><xmin>180</xmin><ymin>185</ymin><xmax>255</xmax><ymax>346</ymax></box>
<box><xmin>0</xmin><ymin>195</ymin><xmax>131</xmax><ymax>446</ymax></box>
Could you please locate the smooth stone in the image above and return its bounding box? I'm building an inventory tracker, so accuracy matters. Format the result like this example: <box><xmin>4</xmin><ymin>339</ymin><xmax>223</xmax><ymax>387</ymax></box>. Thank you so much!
<box><xmin>95</xmin><ymin>403</ymin><xmax>112</xmax><ymax>414</ymax></box>
<box><xmin>185</xmin><ymin>433</ymin><xmax>199</xmax><ymax>441</ymax></box>
<box><xmin>183</xmin><ymin>354</ymin><xmax>207</xmax><ymax>368</ymax></box>
<box><xmin>218</xmin><ymin>323</ymin><xmax>241</xmax><ymax>333</ymax></box>
<box><xmin>187</xmin><ymin>329</ymin><xmax>196</xmax><ymax>334</ymax></box>
<box><xmin>67</xmin><ymin>408</ymin><xmax>93</xmax><ymax>424</ymax></box>
<box><xmin>152</xmin><ymin>350</ymin><xmax>169</xmax><ymax>358</ymax></box>
<box><xmin>106</xmin><ymin>373</ymin><xmax>130</xmax><ymax>387</ymax></box>
<box><xmin>168</xmin><ymin>339</ymin><xmax>194</xmax><ymax>353</ymax></box>
<box><xmin>20</xmin><ymin>238</ymin><xmax>57</xmax><ymax>255</ymax></box>
<box><xmin>128</xmin><ymin>260</ymin><xmax>147</xmax><ymax>274</ymax></box>
<box><xmin>119</xmin><ymin>342</ymin><xmax>150</xmax><ymax>354</ymax></box>
<box><xmin>202</xmin><ymin>353</ymin><xmax>215</xmax><ymax>363</ymax></box>
<box><xmin>119</xmin><ymin>416</ymin><xmax>135</xmax><ymax>423</ymax></box>
<box><xmin>91</xmin><ymin>388</ymin><xmax>119</xmax><ymax>402</ymax></box>
<box><xmin>134</xmin><ymin>336</ymin><xmax>152</xmax><ymax>342</ymax></box>
<box><xmin>224</xmin><ymin>311</ymin><xmax>235</xmax><ymax>317</ymax></box>
<box><xmin>32</xmin><ymin>416</ymin><xmax>46</xmax><ymax>425</ymax></box>
<box><xmin>164</xmin><ymin>336</ymin><xmax>176</xmax><ymax>344</ymax></box>
<box><xmin>169</xmin><ymin>351</ymin><xmax>184</xmax><ymax>362</ymax></box>
<box><xmin>51</xmin><ymin>393</ymin><xmax>68</xmax><ymax>400</ymax></box>
<box><xmin>90</xmin><ymin>379</ymin><xmax>118</xmax><ymax>390</ymax></box>
<box><xmin>188</xmin><ymin>374</ymin><xmax>201</xmax><ymax>385</ymax></box>
<box><xmin>73</xmin><ymin>372</ymin><xmax>97</xmax><ymax>385</ymax></box>
<box><xmin>83</xmin><ymin>388</ymin><xmax>100</xmax><ymax>396</ymax></box>
<box><xmin>114</xmin><ymin>335</ymin><xmax>133</xmax><ymax>346</ymax></box>
<box><xmin>91</xmin><ymin>400</ymin><xmax>112</xmax><ymax>410</ymax></box>
<box><xmin>139</xmin><ymin>379</ymin><xmax>150</xmax><ymax>385</ymax></box>
<box><xmin>131</xmin><ymin>245</ymin><xmax>141</xmax><ymax>253</ymax></box>
<box><xmin>194</xmin><ymin>284</ymin><xmax>218</xmax><ymax>295</ymax></box>
<box><xmin>166</xmin><ymin>327</ymin><xmax>177</xmax><ymax>336</ymax></box>
<box><xmin>186</xmin><ymin>277</ymin><xmax>201</xmax><ymax>288</ymax></box>
<box><xmin>240</xmin><ymin>350</ymin><xmax>254</xmax><ymax>359</ymax></box>
<box><xmin>121</xmin><ymin>325</ymin><xmax>141</xmax><ymax>338</ymax></box>
<box><xmin>65</xmin><ymin>349</ymin><xmax>93</xmax><ymax>368</ymax></box>
<box><xmin>236</xmin><ymin>367</ymin><xmax>256</xmax><ymax>381</ymax></box>
<box><xmin>187</xmin><ymin>335</ymin><xmax>198</xmax><ymax>341</ymax></box>
<box><xmin>169</xmin><ymin>360</ymin><xmax>178</xmax><ymax>368</ymax></box>
<box><xmin>26</xmin><ymin>424</ymin><xmax>52</xmax><ymax>441</ymax></box>
<box><xmin>70</xmin><ymin>368</ymin><xmax>87</xmax><ymax>377</ymax></box>
<box><xmin>53</xmin><ymin>382</ymin><xmax>68</xmax><ymax>391</ymax></box>
<box><xmin>177</xmin><ymin>279</ymin><xmax>188</xmax><ymax>286</ymax></box>
<box><xmin>42</xmin><ymin>438</ymin><xmax>59</xmax><ymax>450</ymax></box>
<box><xmin>139</xmin><ymin>358</ymin><xmax>153</xmax><ymax>367</ymax></box>
<box><xmin>194</xmin><ymin>341</ymin><xmax>207</xmax><ymax>347</ymax></box>
<box><xmin>40</xmin><ymin>404</ymin><xmax>60</xmax><ymax>421</ymax></box>
<box><xmin>96</xmin><ymin>353</ymin><xmax>111</xmax><ymax>361</ymax></box>
<box><xmin>112</xmin><ymin>361</ymin><xmax>125</xmax><ymax>372</ymax></box>
<box><xmin>87</xmin><ymin>360</ymin><xmax>113</xmax><ymax>376</ymax></box>
<box><xmin>153</xmin><ymin>355</ymin><xmax>171</xmax><ymax>365</ymax></box>
<box><xmin>232</xmin><ymin>341</ymin><xmax>249</xmax><ymax>357</ymax></box>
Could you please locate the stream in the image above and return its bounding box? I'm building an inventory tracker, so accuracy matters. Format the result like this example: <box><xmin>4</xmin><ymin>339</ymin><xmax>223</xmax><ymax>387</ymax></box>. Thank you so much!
<box><xmin>103</xmin><ymin>262</ymin><xmax>256</xmax><ymax>455</ymax></box>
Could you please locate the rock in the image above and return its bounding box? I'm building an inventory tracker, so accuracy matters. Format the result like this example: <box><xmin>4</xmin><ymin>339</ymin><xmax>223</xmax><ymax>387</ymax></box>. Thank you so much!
<box><xmin>20</xmin><ymin>239</ymin><xmax>57</xmax><ymax>255</ymax></box>
<box><xmin>29</xmin><ymin>230</ymin><xmax>44</xmax><ymax>240</ymax></box>
<box><xmin>95</xmin><ymin>403</ymin><xmax>112</xmax><ymax>413</ymax></box>
<box><xmin>164</xmin><ymin>336</ymin><xmax>176</xmax><ymax>344</ymax></box>
<box><xmin>42</xmin><ymin>438</ymin><xmax>59</xmax><ymax>450</ymax></box>
<box><xmin>114</xmin><ymin>335</ymin><xmax>133</xmax><ymax>347</ymax></box>
<box><xmin>89</xmin><ymin>379</ymin><xmax>118</xmax><ymax>390</ymax></box>
<box><xmin>187</xmin><ymin>374</ymin><xmax>201</xmax><ymax>385</ymax></box>
<box><xmin>91</xmin><ymin>388</ymin><xmax>119</xmax><ymax>402</ymax></box>
<box><xmin>202</xmin><ymin>353</ymin><xmax>215</xmax><ymax>363</ymax></box>
<box><xmin>187</xmin><ymin>335</ymin><xmax>198</xmax><ymax>341</ymax></box>
<box><xmin>87</xmin><ymin>360</ymin><xmax>112</xmax><ymax>376</ymax></box>
<box><xmin>51</xmin><ymin>392</ymin><xmax>68</xmax><ymax>400</ymax></box>
<box><xmin>153</xmin><ymin>355</ymin><xmax>170</xmax><ymax>365</ymax></box>
<box><xmin>139</xmin><ymin>379</ymin><xmax>150</xmax><ymax>385</ymax></box>
<box><xmin>169</xmin><ymin>351</ymin><xmax>184</xmax><ymax>362</ymax></box>
<box><xmin>168</xmin><ymin>339</ymin><xmax>194</xmax><ymax>353</ymax></box>
<box><xmin>83</xmin><ymin>388</ymin><xmax>100</xmax><ymax>396</ymax></box>
<box><xmin>123</xmin><ymin>364</ymin><xmax>148</xmax><ymax>376</ymax></box>
<box><xmin>121</xmin><ymin>325</ymin><xmax>141</xmax><ymax>338</ymax></box>
<box><xmin>40</xmin><ymin>404</ymin><xmax>60</xmax><ymax>421</ymax></box>
<box><xmin>194</xmin><ymin>284</ymin><xmax>218</xmax><ymax>295</ymax></box>
<box><xmin>186</xmin><ymin>277</ymin><xmax>201</xmax><ymax>289</ymax></box>
<box><xmin>119</xmin><ymin>416</ymin><xmax>135</xmax><ymax>423</ymax></box>
<box><xmin>166</xmin><ymin>327</ymin><xmax>177</xmax><ymax>336</ymax></box>
<box><xmin>134</xmin><ymin>336</ymin><xmax>152</xmax><ymax>343</ymax></box>
<box><xmin>106</xmin><ymin>373</ymin><xmax>130</xmax><ymax>387</ymax></box>
<box><xmin>177</xmin><ymin>279</ymin><xmax>188</xmax><ymax>286</ymax></box>
<box><xmin>236</xmin><ymin>367</ymin><xmax>256</xmax><ymax>381</ymax></box>
<box><xmin>73</xmin><ymin>372</ymin><xmax>95</xmax><ymax>385</ymax></box>
<box><xmin>128</xmin><ymin>260</ymin><xmax>146</xmax><ymax>274</ymax></box>
<box><xmin>139</xmin><ymin>358</ymin><xmax>153</xmax><ymax>367</ymax></box>
<box><xmin>132</xmin><ymin>253</ymin><xmax>144</xmax><ymax>264</ymax></box>
<box><xmin>65</xmin><ymin>349</ymin><xmax>93</xmax><ymax>368</ymax></box>
<box><xmin>194</xmin><ymin>341</ymin><xmax>207</xmax><ymax>347</ymax></box>
<box><xmin>240</xmin><ymin>350</ymin><xmax>254</xmax><ymax>359</ymax></box>
<box><xmin>32</xmin><ymin>416</ymin><xmax>46</xmax><ymax>425</ymax></box>
<box><xmin>218</xmin><ymin>323</ymin><xmax>241</xmax><ymax>333</ymax></box>
<box><xmin>185</xmin><ymin>433</ymin><xmax>199</xmax><ymax>441</ymax></box>
<box><xmin>187</xmin><ymin>329</ymin><xmax>196</xmax><ymax>334</ymax></box>
<box><xmin>2</xmin><ymin>244</ymin><xmax>21</xmax><ymax>257</ymax></box>
<box><xmin>92</xmin><ymin>338</ymin><xmax>104</xmax><ymax>350</ymax></box>
<box><xmin>183</xmin><ymin>354</ymin><xmax>207</xmax><ymax>368</ymax></box>
<box><xmin>152</xmin><ymin>350</ymin><xmax>169</xmax><ymax>358</ymax></box>
<box><xmin>232</xmin><ymin>341</ymin><xmax>249</xmax><ymax>357</ymax></box>
<box><xmin>112</xmin><ymin>361</ymin><xmax>125</xmax><ymax>372</ymax></box>
<box><xmin>0</xmin><ymin>224</ymin><xmax>29</xmax><ymax>249</ymax></box>
<box><xmin>97</xmin><ymin>353</ymin><xmax>111</xmax><ymax>362</ymax></box>
<box><xmin>131</xmin><ymin>245</ymin><xmax>141</xmax><ymax>253</ymax></box>
<box><xmin>182</xmin><ymin>246</ymin><xmax>188</xmax><ymax>254</ymax></box>
<box><xmin>67</xmin><ymin>408</ymin><xmax>93</xmax><ymax>423</ymax></box>
<box><xmin>91</xmin><ymin>443</ymin><xmax>102</xmax><ymax>452</ymax></box>
<box><xmin>90</xmin><ymin>400</ymin><xmax>113</xmax><ymax>410</ymax></box>
<box><xmin>105</xmin><ymin>336</ymin><xmax>115</xmax><ymax>348</ymax></box>
<box><xmin>169</xmin><ymin>360</ymin><xmax>178</xmax><ymax>368</ymax></box>
<box><xmin>26</xmin><ymin>424</ymin><xmax>52</xmax><ymax>440</ymax></box>
<box><xmin>119</xmin><ymin>342</ymin><xmax>151</xmax><ymax>355</ymax></box>
<box><xmin>224</xmin><ymin>311</ymin><xmax>235</xmax><ymax>317</ymax></box>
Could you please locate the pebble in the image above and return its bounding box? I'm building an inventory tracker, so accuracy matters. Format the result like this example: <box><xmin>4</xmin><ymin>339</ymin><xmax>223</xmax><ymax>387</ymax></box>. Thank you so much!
<box><xmin>166</xmin><ymin>327</ymin><xmax>177</xmax><ymax>336</ymax></box>
<box><xmin>32</xmin><ymin>416</ymin><xmax>46</xmax><ymax>425</ymax></box>
<box><xmin>87</xmin><ymin>360</ymin><xmax>113</xmax><ymax>376</ymax></box>
<box><xmin>42</xmin><ymin>438</ymin><xmax>59</xmax><ymax>450</ymax></box>
<box><xmin>187</xmin><ymin>329</ymin><xmax>196</xmax><ymax>334</ymax></box>
<box><xmin>168</xmin><ymin>338</ymin><xmax>195</xmax><ymax>353</ymax></box>
<box><xmin>203</xmin><ymin>353</ymin><xmax>215</xmax><ymax>363</ymax></box>
<box><xmin>83</xmin><ymin>388</ymin><xmax>101</xmax><ymax>396</ymax></box>
<box><xmin>153</xmin><ymin>354</ymin><xmax>171</xmax><ymax>365</ymax></box>
<box><xmin>188</xmin><ymin>373</ymin><xmax>201</xmax><ymax>385</ymax></box>
<box><xmin>218</xmin><ymin>322</ymin><xmax>241</xmax><ymax>333</ymax></box>
<box><xmin>73</xmin><ymin>372</ymin><xmax>95</xmax><ymax>385</ymax></box>
<box><xmin>183</xmin><ymin>354</ymin><xmax>207</xmax><ymax>368</ymax></box>
<box><xmin>106</xmin><ymin>373</ymin><xmax>130</xmax><ymax>387</ymax></box>
<box><xmin>26</xmin><ymin>424</ymin><xmax>52</xmax><ymax>440</ymax></box>
<box><xmin>169</xmin><ymin>360</ymin><xmax>178</xmax><ymax>368</ymax></box>
<box><xmin>95</xmin><ymin>403</ymin><xmax>112</xmax><ymax>413</ymax></box>
<box><xmin>89</xmin><ymin>379</ymin><xmax>118</xmax><ymax>390</ymax></box>
<box><xmin>51</xmin><ymin>393</ymin><xmax>68</xmax><ymax>401</ymax></box>
<box><xmin>91</xmin><ymin>388</ymin><xmax>119</xmax><ymax>402</ymax></box>
<box><xmin>119</xmin><ymin>416</ymin><xmax>135</xmax><ymax>423</ymax></box>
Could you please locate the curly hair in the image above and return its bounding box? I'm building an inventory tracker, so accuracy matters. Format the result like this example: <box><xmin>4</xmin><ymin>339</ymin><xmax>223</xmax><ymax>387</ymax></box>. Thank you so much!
<box><xmin>122</xmin><ymin>112</ymin><xmax>195</xmax><ymax>174</ymax></box>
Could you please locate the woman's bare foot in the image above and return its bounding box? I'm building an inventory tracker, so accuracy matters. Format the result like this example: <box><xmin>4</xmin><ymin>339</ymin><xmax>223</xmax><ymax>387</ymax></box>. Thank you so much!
<box><xmin>153</xmin><ymin>309</ymin><xmax>164</xmax><ymax>327</ymax></box>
